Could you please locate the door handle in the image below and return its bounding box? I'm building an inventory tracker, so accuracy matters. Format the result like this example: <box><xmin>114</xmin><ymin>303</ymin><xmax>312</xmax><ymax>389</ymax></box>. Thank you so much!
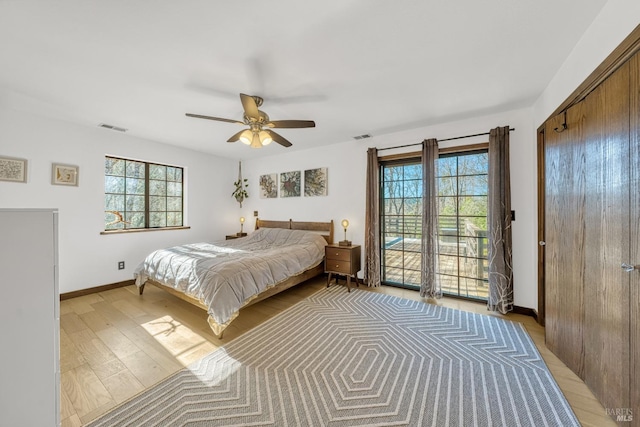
<box><xmin>539</xmin><ymin>241</ymin><xmax>546</xmax><ymax>246</ymax></box>
<box><xmin>621</xmin><ymin>263</ymin><xmax>637</xmax><ymax>272</ymax></box>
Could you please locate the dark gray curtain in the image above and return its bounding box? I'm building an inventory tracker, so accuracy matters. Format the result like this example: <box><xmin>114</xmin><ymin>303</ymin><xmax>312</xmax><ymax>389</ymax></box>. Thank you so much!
<box><xmin>420</xmin><ymin>139</ymin><xmax>441</xmax><ymax>298</ymax></box>
<box><xmin>487</xmin><ymin>126</ymin><xmax>514</xmax><ymax>313</ymax></box>
<box><xmin>365</xmin><ymin>147</ymin><xmax>381</xmax><ymax>287</ymax></box>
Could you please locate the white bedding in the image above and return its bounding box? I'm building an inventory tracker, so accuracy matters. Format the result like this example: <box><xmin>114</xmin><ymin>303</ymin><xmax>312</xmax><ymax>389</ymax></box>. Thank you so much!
<box><xmin>134</xmin><ymin>228</ymin><xmax>327</xmax><ymax>335</ymax></box>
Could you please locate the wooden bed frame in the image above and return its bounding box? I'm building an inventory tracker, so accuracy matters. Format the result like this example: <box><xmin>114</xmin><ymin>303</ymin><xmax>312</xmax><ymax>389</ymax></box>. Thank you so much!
<box><xmin>138</xmin><ymin>218</ymin><xmax>333</xmax><ymax>337</ymax></box>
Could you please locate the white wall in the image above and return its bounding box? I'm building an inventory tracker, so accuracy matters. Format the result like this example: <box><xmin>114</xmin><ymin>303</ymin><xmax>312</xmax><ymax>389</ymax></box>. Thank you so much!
<box><xmin>242</xmin><ymin>107</ymin><xmax>538</xmax><ymax>310</ymax></box>
<box><xmin>533</xmin><ymin>0</ymin><xmax>640</xmax><ymax>126</ymax></box>
<box><xmin>0</xmin><ymin>107</ymin><xmax>237</xmax><ymax>293</ymax></box>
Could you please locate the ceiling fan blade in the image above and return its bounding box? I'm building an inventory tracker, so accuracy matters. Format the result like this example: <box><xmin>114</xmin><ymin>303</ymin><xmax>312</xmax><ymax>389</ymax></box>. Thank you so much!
<box><xmin>240</xmin><ymin>93</ymin><xmax>260</xmax><ymax>120</ymax></box>
<box><xmin>266</xmin><ymin>130</ymin><xmax>292</xmax><ymax>147</ymax></box>
<box><xmin>185</xmin><ymin>113</ymin><xmax>243</xmax><ymax>124</ymax></box>
<box><xmin>227</xmin><ymin>129</ymin><xmax>246</xmax><ymax>143</ymax></box>
<box><xmin>267</xmin><ymin>120</ymin><xmax>316</xmax><ymax>129</ymax></box>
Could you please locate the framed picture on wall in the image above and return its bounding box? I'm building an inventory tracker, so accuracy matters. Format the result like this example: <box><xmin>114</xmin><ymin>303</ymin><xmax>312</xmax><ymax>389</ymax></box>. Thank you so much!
<box><xmin>52</xmin><ymin>163</ymin><xmax>79</xmax><ymax>186</ymax></box>
<box><xmin>0</xmin><ymin>156</ymin><xmax>27</xmax><ymax>183</ymax></box>
<box><xmin>304</xmin><ymin>167</ymin><xmax>328</xmax><ymax>196</ymax></box>
<box><xmin>259</xmin><ymin>173</ymin><xmax>278</xmax><ymax>198</ymax></box>
<box><xmin>280</xmin><ymin>171</ymin><xmax>301</xmax><ymax>197</ymax></box>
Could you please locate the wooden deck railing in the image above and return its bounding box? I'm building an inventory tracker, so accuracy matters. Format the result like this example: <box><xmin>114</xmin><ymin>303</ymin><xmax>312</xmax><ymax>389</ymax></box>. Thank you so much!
<box><xmin>383</xmin><ymin>215</ymin><xmax>488</xmax><ymax>280</ymax></box>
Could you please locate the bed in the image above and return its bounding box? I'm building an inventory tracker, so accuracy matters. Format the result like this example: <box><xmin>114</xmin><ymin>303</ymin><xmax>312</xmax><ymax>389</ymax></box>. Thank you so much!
<box><xmin>134</xmin><ymin>219</ymin><xmax>333</xmax><ymax>337</ymax></box>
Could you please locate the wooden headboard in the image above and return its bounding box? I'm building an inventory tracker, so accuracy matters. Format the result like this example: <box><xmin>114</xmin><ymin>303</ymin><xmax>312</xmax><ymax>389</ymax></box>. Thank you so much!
<box><xmin>255</xmin><ymin>218</ymin><xmax>334</xmax><ymax>244</ymax></box>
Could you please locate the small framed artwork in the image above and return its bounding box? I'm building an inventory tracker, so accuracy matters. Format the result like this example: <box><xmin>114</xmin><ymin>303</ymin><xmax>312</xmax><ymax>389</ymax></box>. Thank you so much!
<box><xmin>304</xmin><ymin>167</ymin><xmax>328</xmax><ymax>196</ymax></box>
<box><xmin>52</xmin><ymin>163</ymin><xmax>79</xmax><ymax>186</ymax></box>
<box><xmin>259</xmin><ymin>173</ymin><xmax>278</xmax><ymax>198</ymax></box>
<box><xmin>280</xmin><ymin>171</ymin><xmax>301</xmax><ymax>197</ymax></box>
<box><xmin>0</xmin><ymin>155</ymin><xmax>28</xmax><ymax>183</ymax></box>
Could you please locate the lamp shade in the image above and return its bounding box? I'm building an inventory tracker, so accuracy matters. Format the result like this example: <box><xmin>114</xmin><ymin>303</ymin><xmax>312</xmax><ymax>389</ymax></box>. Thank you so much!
<box><xmin>341</xmin><ymin>219</ymin><xmax>349</xmax><ymax>229</ymax></box>
<box><xmin>240</xmin><ymin>217</ymin><xmax>245</xmax><ymax>224</ymax></box>
<box><xmin>239</xmin><ymin>130</ymin><xmax>253</xmax><ymax>145</ymax></box>
<box><xmin>259</xmin><ymin>130</ymin><xmax>273</xmax><ymax>146</ymax></box>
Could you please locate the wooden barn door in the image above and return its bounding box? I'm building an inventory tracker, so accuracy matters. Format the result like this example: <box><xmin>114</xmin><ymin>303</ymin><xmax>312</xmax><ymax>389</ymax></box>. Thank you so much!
<box><xmin>581</xmin><ymin>59</ymin><xmax>630</xmax><ymax>415</ymax></box>
<box><xmin>545</xmin><ymin>57</ymin><xmax>636</xmax><ymax>418</ymax></box>
<box><xmin>544</xmin><ymin>100</ymin><xmax>587</xmax><ymax>378</ymax></box>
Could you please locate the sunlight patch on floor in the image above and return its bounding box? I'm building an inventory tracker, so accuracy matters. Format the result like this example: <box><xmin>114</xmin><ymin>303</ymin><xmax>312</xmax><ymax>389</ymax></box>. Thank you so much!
<box><xmin>186</xmin><ymin>348</ymin><xmax>242</xmax><ymax>387</ymax></box>
<box><xmin>142</xmin><ymin>315</ymin><xmax>217</xmax><ymax>365</ymax></box>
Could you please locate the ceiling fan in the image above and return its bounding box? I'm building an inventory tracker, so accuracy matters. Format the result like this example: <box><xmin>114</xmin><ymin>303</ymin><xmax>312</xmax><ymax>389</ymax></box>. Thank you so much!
<box><xmin>186</xmin><ymin>93</ymin><xmax>315</xmax><ymax>148</ymax></box>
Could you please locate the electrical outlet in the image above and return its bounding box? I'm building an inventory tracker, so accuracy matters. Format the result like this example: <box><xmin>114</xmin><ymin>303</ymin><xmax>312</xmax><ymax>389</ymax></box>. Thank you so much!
<box><xmin>254</xmin><ymin>211</ymin><xmax>258</xmax><ymax>217</ymax></box>
<box><xmin>118</xmin><ymin>261</ymin><xmax>125</xmax><ymax>270</ymax></box>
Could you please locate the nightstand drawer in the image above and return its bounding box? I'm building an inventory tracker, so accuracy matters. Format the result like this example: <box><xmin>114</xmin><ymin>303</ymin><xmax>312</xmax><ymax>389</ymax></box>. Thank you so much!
<box><xmin>325</xmin><ymin>248</ymin><xmax>352</xmax><ymax>261</ymax></box>
<box><xmin>325</xmin><ymin>260</ymin><xmax>352</xmax><ymax>275</ymax></box>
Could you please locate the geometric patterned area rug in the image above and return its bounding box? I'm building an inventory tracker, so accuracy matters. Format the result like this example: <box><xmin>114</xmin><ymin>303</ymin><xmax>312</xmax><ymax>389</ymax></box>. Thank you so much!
<box><xmin>87</xmin><ymin>287</ymin><xmax>579</xmax><ymax>427</ymax></box>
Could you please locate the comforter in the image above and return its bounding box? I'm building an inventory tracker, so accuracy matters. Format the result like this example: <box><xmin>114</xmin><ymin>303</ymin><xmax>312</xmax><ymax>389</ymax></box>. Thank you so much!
<box><xmin>134</xmin><ymin>228</ymin><xmax>327</xmax><ymax>334</ymax></box>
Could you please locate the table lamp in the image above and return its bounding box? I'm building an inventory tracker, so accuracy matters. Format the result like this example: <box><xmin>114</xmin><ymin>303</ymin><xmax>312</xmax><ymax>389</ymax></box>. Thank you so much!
<box><xmin>238</xmin><ymin>217</ymin><xmax>247</xmax><ymax>236</ymax></box>
<box><xmin>339</xmin><ymin>219</ymin><xmax>351</xmax><ymax>246</ymax></box>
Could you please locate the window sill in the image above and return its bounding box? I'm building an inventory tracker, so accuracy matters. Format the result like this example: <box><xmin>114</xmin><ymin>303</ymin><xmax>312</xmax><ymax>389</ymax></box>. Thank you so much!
<box><xmin>100</xmin><ymin>226</ymin><xmax>191</xmax><ymax>235</ymax></box>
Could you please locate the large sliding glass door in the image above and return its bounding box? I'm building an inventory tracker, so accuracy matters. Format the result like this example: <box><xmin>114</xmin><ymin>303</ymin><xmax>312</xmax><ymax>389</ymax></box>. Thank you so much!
<box><xmin>380</xmin><ymin>149</ymin><xmax>489</xmax><ymax>300</ymax></box>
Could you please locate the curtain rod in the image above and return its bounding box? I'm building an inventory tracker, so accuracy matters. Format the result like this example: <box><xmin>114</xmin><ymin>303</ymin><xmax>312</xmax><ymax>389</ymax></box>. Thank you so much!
<box><xmin>377</xmin><ymin>128</ymin><xmax>515</xmax><ymax>152</ymax></box>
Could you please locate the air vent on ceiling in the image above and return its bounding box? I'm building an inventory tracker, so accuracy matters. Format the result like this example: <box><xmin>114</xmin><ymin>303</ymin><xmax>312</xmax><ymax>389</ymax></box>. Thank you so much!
<box><xmin>352</xmin><ymin>134</ymin><xmax>372</xmax><ymax>140</ymax></box>
<box><xmin>98</xmin><ymin>123</ymin><xmax>128</xmax><ymax>133</ymax></box>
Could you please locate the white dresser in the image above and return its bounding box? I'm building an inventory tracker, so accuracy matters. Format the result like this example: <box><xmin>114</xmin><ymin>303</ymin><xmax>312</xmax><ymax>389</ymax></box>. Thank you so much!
<box><xmin>0</xmin><ymin>209</ymin><xmax>60</xmax><ymax>426</ymax></box>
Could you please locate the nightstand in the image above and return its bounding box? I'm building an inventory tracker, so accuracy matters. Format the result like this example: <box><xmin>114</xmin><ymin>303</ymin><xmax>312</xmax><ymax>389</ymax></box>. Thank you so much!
<box><xmin>325</xmin><ymin>244</ymin><xmax>361</xmax><ymax>292</ymax></box>
<box><xmin>225</xmin><ymin>233</ymin><xmax>247</xmax><ymax>240</ymax></box>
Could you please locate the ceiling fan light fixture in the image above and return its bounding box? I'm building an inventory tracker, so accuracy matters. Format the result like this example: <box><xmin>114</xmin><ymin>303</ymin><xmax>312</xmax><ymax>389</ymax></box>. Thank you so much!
<box><xmin>185</xmin><ymin>93</ymin><xmax>315</xmax><ymax>149</ymax></box>
<box><xmin>250</xmin><ymin>132</ymin><xmax>262</xmax><ymax>148</ymax></box>
<box><xmin>239</xmin><ymin>129</ymin><xmax>253</xmax><ymax>145</ymax></box>
<box><xmin>259</xmin><ymin>130</ymin><xmax>272</xmax><ymax>146</ymax></box>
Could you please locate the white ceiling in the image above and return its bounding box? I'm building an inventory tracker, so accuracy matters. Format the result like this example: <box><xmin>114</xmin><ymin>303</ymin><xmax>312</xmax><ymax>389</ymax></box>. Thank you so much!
<box><xmin>0</xmin><ymin>0</ymin><xmax>608</xmax><ymax>160</ymax></box>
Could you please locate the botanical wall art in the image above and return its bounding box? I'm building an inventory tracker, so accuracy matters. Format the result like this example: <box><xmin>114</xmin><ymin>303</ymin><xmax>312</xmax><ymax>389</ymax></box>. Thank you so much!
<box><xmin>52</xmin><ymin>163</ymin><xmax>79</xmax><ymax>186</ymax></box>
<box><xmin>0</xmin><ymin>156</ymin><xmax>27</xmax><ymax>183</ymax></box>
<box><xmin>304</xmin><ymin>167</ymin><xmax>328</xmax><ymax>196</ymax></box>
<box><xmin>259</xmin><ymin>173</ymin><xmax>278</xmax><ymax>198</ymax></box>
<box><xmin>280</xmin><ymin>171</ymin><xmax>301</xmax><ymax>197</ymax></box>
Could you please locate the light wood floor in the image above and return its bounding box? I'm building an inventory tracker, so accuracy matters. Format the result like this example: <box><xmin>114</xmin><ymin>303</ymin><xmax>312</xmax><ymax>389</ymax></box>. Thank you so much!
<box><xmin>60</xmin><ymin>276</ymin><xmax>615</xmax><ymax>427</ymax></box>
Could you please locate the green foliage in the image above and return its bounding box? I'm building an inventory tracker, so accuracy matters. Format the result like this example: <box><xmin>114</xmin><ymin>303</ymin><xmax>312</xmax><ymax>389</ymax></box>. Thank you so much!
<box><xmin>233</xmin><ymin>178</ymin><xmax>249</xmax><ymax>200</ymax></box>
<box><xmin>381</xmin><ymin>152</ymin><xmax>489</xmax><ymax>234</ymax></box>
